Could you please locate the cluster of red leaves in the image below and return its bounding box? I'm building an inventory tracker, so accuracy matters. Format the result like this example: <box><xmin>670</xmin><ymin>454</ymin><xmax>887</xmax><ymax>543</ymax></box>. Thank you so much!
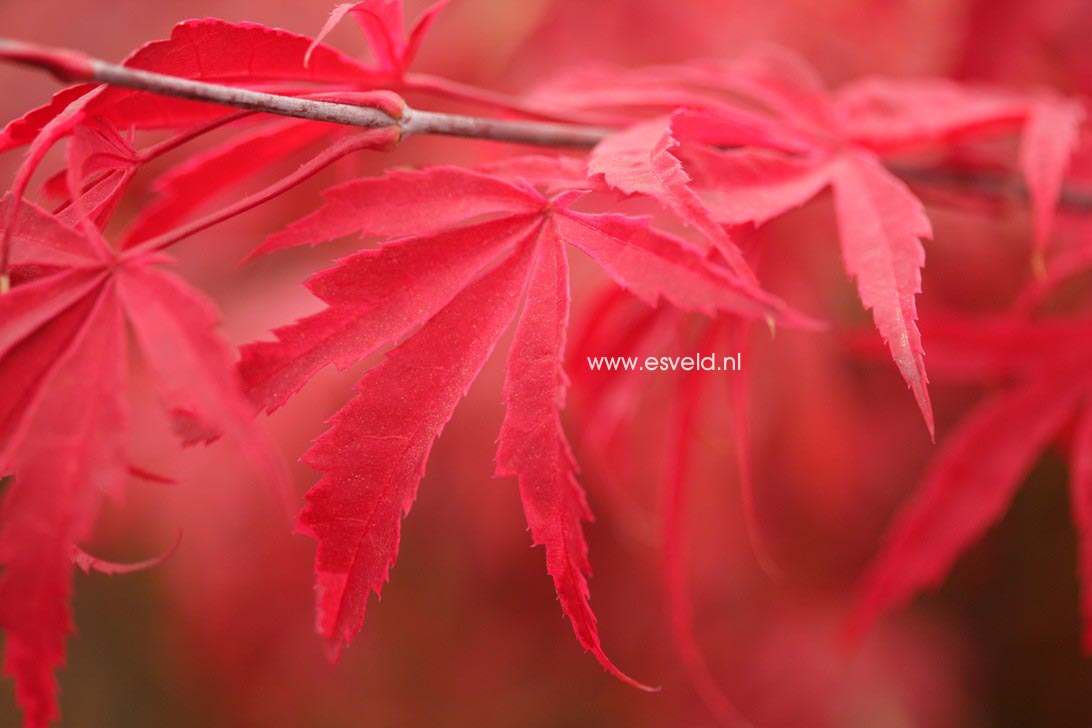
<box><xmin>0</xmin><ymin>1</ymin><xmax>1088</xmax><ymax>726</ymax></box>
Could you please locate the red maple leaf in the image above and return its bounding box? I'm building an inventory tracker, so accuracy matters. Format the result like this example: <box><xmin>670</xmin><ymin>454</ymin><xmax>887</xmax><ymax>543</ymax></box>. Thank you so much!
<box><xmin>846</xmin><ymin>312</ymin><xmax>1092</xmax><ymax>648</ymax></box>
<box><xmin>240</xmin><ymin>164</ymin><xmax>814</xmax><ymax>686</ymax></box>
<box><xmin>550</xmin><ymin>50</ymin><xmax>1085</xmax><ymax>435</ymax></box>
<box><xmin>0</xmin><ymin>111</ymin><xmax>287</xmax><ymax>725</ymax></box>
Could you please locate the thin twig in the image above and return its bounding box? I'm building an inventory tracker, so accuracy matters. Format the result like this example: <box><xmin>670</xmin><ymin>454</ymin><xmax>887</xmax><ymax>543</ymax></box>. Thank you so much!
<box><xmin>95</xmin><ymin>62</ymin><xmax>404</xmax><ymax>129</ymax></box>
<box><xmin>0</xmin><ymin>37</ymin><xmax>614</xmax><ymax>149</ymax></box>
<box><xmin>401</xmin><ymin>108</ymin><xmax>609</xmax><ymax>147</ymax></box>
<box><xmin>122</xmin><ymin>129</ymin><xmax>398</xmax><ymax>257</ymax></box>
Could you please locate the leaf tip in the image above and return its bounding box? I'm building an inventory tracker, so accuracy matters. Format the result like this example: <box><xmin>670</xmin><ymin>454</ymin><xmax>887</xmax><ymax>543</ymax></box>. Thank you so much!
<box><xmin>917</xmin><ymin>389</ymin><xmax>936</xmax><ymax>443</ymax></box>
<box><xmin>591</xmin><ymin>648</ymin><xmax>659</xmax><ymax>692</ymax></box>
<box><xmin>1031</xmin><ymin>251</ymin><xmax>1047</xmax><ymax>281</ymax></box>
<box><xmin>322</xmin><ymin>635</ymin><xmax>346</xmax><ymax>665</ymax></box>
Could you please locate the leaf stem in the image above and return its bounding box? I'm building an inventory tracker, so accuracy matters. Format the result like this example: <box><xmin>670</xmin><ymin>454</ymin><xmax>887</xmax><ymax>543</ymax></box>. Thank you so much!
<box><xmin>121</xmin><ymin>129</ymin><xmax>397</xmax><ymax>257</ymax></box>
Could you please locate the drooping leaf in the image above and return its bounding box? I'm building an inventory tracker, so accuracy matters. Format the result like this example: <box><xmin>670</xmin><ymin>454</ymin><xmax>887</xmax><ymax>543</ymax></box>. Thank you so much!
<box><xmin>0</xmin><ymin>194</ymin><xmax>284</xmax><ymax>727</ymax></box>
<box><xmin>830</xmin><ymin>152</ymin><xmax>934</xmax><ymax>436</ymax></box>
<box><xmin>550</xmin><ymin>54</ymin><xmax>946</xmax><ymax>431</ymax></box>
<box><xmin>659</xmin><ymin>323</ymin><xmax>745</xmax><ymax>725</ymax></box>
<box><xmin>0</xmin><ymin>283</ymin><xmax>127</xmax><ymax>728</ymax></box>
<box><xmin>588</xmin><ymin>114</ymin><xmax>754</xmax><ymax>277</ymax></box>
<box><xmin>298</xmin><ymin>240</ymin><xmax>535</xmax><ymax>657</ymax></box>
<box><xmin>244</xmin><ymin>165</ymin><xmax>815</xmax><ymax>688</ymax></box>
<box><xmin>1020</xmin><ymin>96</ymin><xmax>1085</xmax><ymax>255</ymax></box>
<box><xmin>847</xmin><ymin>376</ymin><xmax>1082</xmax><ymax>642</ymax></box>
<box><xmin>844</xmin><ymin>306</ymin><xmax>1092</xmax><ymax>649</ymax></box>
<box><xmin>494</xmin><ymin>227</ymin><xmax>652</xmax><ymax>690</ymax></box>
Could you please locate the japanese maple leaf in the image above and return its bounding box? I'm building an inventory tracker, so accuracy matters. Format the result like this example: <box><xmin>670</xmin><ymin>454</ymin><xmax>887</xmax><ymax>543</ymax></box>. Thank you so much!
<box><xmin>584</xmin><ymin>54</ymin><xmax>937</xmax><ymax>433</ymax></box>
<box><xmin>240</xmin><ymin>164</ymin><xmax>812</xmax><ymax>686</ymax></box>
<box><xmin>48</xmin><ymin>116</ymin><xmax>141</xmax><ymax>230</ymax></box>
<box><xmin>0</xmin><ymin>192</ymin><xmax>283</xmax><ymax>728</ymax></box>
<box><xmin>845</xmin><ymin>313</ymin><xmax>1092</xmax><ymax>650</ymax></box>
<box><xmin>587</xmin><ymin>112</ymin><xmax>771</xmax><ymax>281</ymax></box>
<box><xmin>543</xmin><ymin>50</ymin><xmax>1088</xmax><ymax>433</ymax></box>
<box><xmin>837</xmin><ymin>80</ymin><xmax>1085</xmax><ymax>257</ymax></box>
<box><xmin>1019</xmin><ymin>96</ymin><xmax>1085</xmax><ymax>255</ymax></box>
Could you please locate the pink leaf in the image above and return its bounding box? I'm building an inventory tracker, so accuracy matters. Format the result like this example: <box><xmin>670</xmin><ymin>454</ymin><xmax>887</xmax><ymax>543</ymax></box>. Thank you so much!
<box><xmin>349</xmin><ymin>0</ymin><xmax>406</xmax><ymax>73</ymax></box>
<box><xmin>555</xmin><ymin>206</ymin><xmax>815</xmax><ymax>325</ymax></box>
<box><xmin>830</xmin><ymin>151</ymin><xmax>934</xmax><ymax>436</ymax></box>
<box><xmin>401</xmin><ymin>0</ymin><xmax>449</xmax><ymax>72</ymax></box>
<box><xmin>0</xmin><ymin>280</ymin><xmax>104</xmax><ymax>457</ymax></box>
<box><xmin>475</xmin><ymin>154</ymin><xmax>591</xmax><ymax>194</ymax></box>
<box><xmin>0</xmin><ymin>270</ymin><xmax>106</xmax><ymax>366</ymax></box>
<box><xmin>0</xmin><ymin>195</ymin><xmax>104</xmax><ymax>269</ymax></box>
<box><xmin>661</xmin><ymin>326</ymin><xmax>744</xmax><ymax>726</ymax></box>
<box><xmin>1020</xmin><ymin>95</ymin><xmax>1085</xmax><ymax>255</ymax></box>
<box><xmin>836</xmin><ymin>79</ymin><xmax>1028</xmax><ymax>153</ymax></box>
<box><xmin>299</xmin><ymin>240</ymin><xmax>535</xmax><ymax>657</ymax></box>
<box><xmin>242</xmin><ymin>215</ymin><xmax>538</xmax><ymax>410</ymax></box>
<box><xmin>1</xmin><ymin>19</ymin><xmax>376</xmax><ymax>150</ymax></box>
<box><xmin>716</xmin><ymin>47</ymin><xmax>838</xmax><ymax>134</ymax></box>
<box><xmin>495</xmin><ymin>227</ymin><xmax>654</xmax><ymax>691</ymax></box>
<box><xmin>847</xmin><ymin>378</ymin><xmax>1081</xmax><ymax>643</ymax></box>
<box><xmin>309</xmin><ymin>0</ymin><xmax>447</xmax><ymax>76</ymax></box>
<box><xmin>254</xmin><ymin>166</ymin><xmax>540</xmax><ymax>257</ymax></box>
<box><xmin>0</xmin><ymin>85</ymin><xmax>93</xmax><ymax>154</ymax></box>
<box><xmin>0</xmin><ymin>284</ymin><xmax>127</xmax><ymax>728</ymax></box>
<box><xmin>588</xmin><ymin>115</ymin><xmax>755</xmax><ymax>279</ymax></box>
<box><xmin>58</xmin><ymin>118</ymin><xmax>140</xmax><ymax>232</ymax></box>
<box><xmin>117</xmin><ymin>262</ymin><xmax>287</xmax><ymax>493</ymax></box>
<box><xmin>681</xmin><ymin>146</ymin><xmax>831</xmax><ymax>227</ymax></box>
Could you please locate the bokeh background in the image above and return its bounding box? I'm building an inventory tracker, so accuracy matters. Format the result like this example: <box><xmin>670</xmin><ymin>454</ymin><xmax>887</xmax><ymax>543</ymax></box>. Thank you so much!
<box><xmin>2</xmin><ymin>0</ymin><xmax>1091</xmax><ymax>725</ymax></box>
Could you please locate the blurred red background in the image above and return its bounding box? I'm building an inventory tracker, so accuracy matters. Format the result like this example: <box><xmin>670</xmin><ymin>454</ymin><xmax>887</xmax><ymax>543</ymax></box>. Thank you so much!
<box><xmin>2</xmin><ymin>1</ymin><xmax>1091</xmax><ymax>726</ymax></box>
